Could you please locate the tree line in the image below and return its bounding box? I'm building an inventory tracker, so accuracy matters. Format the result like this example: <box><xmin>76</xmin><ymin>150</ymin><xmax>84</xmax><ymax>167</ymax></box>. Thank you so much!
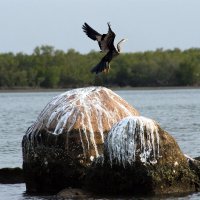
<box><xmin>0</xmin><ymin>45</ymin><xmax>200</xmax><ymax>88</ymax></box>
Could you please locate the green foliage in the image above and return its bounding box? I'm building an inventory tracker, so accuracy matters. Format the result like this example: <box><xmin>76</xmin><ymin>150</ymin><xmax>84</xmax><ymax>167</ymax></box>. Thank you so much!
<box><xmin>0</xmin><ymin>46</ymin><xmax>200</xmax><ymax>88</ymax></box>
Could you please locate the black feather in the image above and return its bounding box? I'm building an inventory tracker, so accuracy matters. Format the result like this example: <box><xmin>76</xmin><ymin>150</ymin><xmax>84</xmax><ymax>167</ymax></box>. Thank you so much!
<box><xmin>91</xmin><ymin>60</ymin><xmax>108</xmax><ymax>74</ymax></box>
<box><xmin>82</xmin><ymin>23</ymin><xmax>101</xmax><ymax>41</ymax></box>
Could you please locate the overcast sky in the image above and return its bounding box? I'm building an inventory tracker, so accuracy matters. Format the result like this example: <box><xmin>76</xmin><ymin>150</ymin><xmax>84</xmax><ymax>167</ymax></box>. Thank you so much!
<box><xmin>0</xmin><ymin>0</ymin><xmax>199</xmax><ymax>54</ymax></box>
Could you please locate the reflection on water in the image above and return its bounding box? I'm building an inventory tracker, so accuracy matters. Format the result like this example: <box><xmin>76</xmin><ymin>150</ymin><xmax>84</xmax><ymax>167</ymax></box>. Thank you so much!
<box><xmin>0</xmin><ymin>88</ymin><xmax>200</xmax><ymax>199</ymax></box>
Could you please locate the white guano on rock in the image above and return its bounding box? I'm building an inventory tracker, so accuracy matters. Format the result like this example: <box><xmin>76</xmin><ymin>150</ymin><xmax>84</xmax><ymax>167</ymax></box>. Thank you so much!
<box><xmin>105</xmin><ymin>116</ymin><xmax>160</xmax><ymax>167</ymax></box>
<box><xmin>26</xmin><ymin>87</ymin><xmax>139</xmax><ymax>158</ymax></box>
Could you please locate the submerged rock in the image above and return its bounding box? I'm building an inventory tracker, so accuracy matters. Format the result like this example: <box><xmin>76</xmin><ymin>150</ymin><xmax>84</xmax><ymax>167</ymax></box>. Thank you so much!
<box><xmin>85</xmin><ymin>116</ymin><xmax>200</xmax><ymax>195</ymax></box>
<box><xmin>22</xmin><ymin>86</ymin><xmax>139</xmax><ymax>193</ymax></box>
<box><xmin>0</xmin><ymin>167</ymin><xmax>24</xmax><ymax>184</ymax></box>
<box><xmin>57</xmin><ymin>188</ymin><xmax>92</xmax><ymax>199</ymax></box>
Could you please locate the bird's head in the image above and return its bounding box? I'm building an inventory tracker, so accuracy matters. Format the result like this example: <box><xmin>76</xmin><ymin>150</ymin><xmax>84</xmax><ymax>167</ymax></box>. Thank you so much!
<box><xmin>117</xmin><ymin>38</ymin><xmax>128</xmax><ymax>52</ymax></box>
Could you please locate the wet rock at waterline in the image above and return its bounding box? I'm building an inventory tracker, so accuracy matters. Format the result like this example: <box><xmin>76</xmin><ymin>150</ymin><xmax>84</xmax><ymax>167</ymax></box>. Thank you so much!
<box><xmin>22</xmin><ymin>86</ymin><xmax>139</xmax><ymax>193</ymax></box>
<box><xmin>57</xmin><ymin>188</ymin><xmax>92</xmax><ymax>199</ymax></box>
<box><xmin>0</xmin><ymin>167</ymin><xmax>24</xmax><ymax>184</ymax></box>
<box><xmin>85</xmin><ymin>116</ymin><xmax>200</xmax><ymax>195</ymax></box>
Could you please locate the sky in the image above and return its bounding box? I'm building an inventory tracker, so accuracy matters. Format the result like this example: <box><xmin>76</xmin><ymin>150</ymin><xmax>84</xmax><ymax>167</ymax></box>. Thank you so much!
<box><xmin>0</xmin><ymin>0</ymin><xmax>199</xmax><ymax>54</ymax></box>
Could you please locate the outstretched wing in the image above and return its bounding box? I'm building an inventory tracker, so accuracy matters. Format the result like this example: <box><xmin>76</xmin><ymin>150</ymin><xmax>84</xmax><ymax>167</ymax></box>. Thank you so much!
<box><xmin>82</xmin><ymin>23</ymin><xmax>101</xmax><ymax>41</ymax></box>
<box><xmin>82</xmin><ymin>22</ymin><xmax>116</xmax><ymax>52</ymax></box>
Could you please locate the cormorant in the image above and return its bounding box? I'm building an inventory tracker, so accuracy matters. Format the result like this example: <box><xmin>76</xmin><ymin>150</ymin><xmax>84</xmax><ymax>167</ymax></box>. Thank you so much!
<box><xmin>82</xmin><ymin>22</ymin><xmax>127</xmax><ymax>74</ymax></box>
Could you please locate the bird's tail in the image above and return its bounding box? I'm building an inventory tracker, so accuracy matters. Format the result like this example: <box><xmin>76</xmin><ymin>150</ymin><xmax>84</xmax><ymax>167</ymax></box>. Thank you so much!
<box><xmin>91</xmin><ymin>60</ymin><xmax>110</xmax><ymax>74</ymax></box>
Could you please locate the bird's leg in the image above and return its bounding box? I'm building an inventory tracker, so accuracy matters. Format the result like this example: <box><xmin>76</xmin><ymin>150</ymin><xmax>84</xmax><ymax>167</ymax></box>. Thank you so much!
<box><xmin>103</xmin><ymin>63</ymin><xmax>110</xmax><ymax>74</ymax></box>
<box><xmin>107</xmin><ymin>63</ymin><xmax>110</xmax><ymax>73</ymax></box>
<box><xmin>103</xmin><ymin>68</ymin><xmax>108</xmax><ymax>74</ymax></box>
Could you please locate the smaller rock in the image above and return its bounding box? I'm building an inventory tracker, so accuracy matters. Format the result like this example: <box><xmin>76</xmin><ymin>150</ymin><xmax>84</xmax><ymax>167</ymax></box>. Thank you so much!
<box><xmin>57</xmin><ymin>188</ymin><xmax>92</xmax><ymax>199</ymax></box>
<box><xmin>85</xmin><ymin>116</ymin><xmax>200</xmax><ymax>195</ymax></box>
<box><xmin>0</xmin><ymin>167</ymin><xmax>24</xmax><ymax>184</ymax></box>
<box><xmin>105</xmin><ymin>116</ymin><xmax>160</xmax><ymax>166</ymax></box>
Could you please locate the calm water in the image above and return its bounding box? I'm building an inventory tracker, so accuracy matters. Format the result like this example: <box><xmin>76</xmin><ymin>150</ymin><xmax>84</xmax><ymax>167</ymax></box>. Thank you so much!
<box><xmin>0</xmin><ymin>88</ymin><xmax>200</xmax><ymax>199</ymax></box>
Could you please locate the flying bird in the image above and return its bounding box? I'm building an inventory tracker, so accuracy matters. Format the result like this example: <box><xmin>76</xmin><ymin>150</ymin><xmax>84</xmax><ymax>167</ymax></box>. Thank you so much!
<box><xmin>82</xmin><ymin>22</ymin><xmax>127</xmax><ymax>74</ymax></box>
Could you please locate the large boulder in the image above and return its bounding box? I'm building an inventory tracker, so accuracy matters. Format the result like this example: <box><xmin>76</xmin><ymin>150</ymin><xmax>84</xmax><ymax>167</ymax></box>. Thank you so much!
<box><xmin>22</xmin><ymin>87</ymin><xmax>139</xmax><ymax>193</ymax></box>
<box><xmin>85</xmin><ymin>116</ymin><xmax>200</xmax><ymax>195</ymax></box>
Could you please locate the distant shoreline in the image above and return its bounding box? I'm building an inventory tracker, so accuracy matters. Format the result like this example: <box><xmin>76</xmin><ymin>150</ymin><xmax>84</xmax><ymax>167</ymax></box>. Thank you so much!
<box><xmin>0</xmin><ymin>86</ymin><xmax>199</xmax><ymax>93</ymax></box>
